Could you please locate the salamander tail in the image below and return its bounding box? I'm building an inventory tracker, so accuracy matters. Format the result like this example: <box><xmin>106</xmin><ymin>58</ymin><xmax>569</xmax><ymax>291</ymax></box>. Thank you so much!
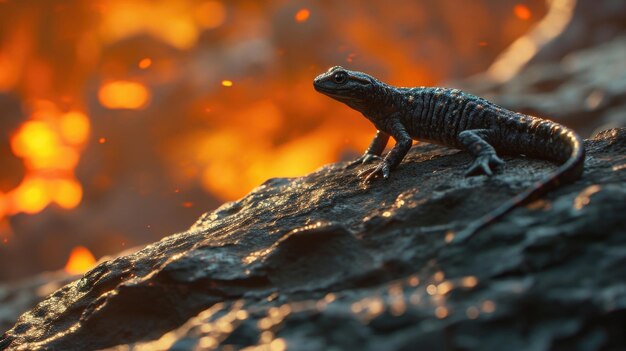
<box><xmin>451</xmin><ymin>129</ymin><xmax>584</xmax><ymax>244</ymax></box>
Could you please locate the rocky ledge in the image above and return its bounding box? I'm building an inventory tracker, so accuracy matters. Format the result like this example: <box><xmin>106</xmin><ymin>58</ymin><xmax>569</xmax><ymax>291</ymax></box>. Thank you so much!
<box><xmin>2</xmin><ymin>128</ymin><xmax>625</xmax><ymax>351</ymax></box>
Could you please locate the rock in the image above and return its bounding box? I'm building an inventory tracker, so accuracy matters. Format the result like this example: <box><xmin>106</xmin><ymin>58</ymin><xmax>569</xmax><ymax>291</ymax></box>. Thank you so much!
<box><xmin>2</xmin><ymin>128</ymin><xmax>625</xmax><ymax>351</ymax></box>
<box><xmin>0</xmin><ymin>272</ymin><xmax>76</xmax><ymax>334</ymax></box>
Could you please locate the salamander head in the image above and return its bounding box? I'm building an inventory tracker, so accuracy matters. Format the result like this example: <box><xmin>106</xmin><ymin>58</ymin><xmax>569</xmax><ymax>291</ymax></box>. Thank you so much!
<box><xmin>313</xmin><ymin>66</ymin><xmax>376</xmax><ymax>107</ymax></box>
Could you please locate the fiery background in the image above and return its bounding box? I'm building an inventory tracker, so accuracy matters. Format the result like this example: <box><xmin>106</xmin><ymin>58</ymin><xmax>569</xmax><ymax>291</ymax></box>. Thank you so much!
<box><xmin>0</xmin><ymin>0</ymin><xmax>547</xmax><ymax>280</ymax></box>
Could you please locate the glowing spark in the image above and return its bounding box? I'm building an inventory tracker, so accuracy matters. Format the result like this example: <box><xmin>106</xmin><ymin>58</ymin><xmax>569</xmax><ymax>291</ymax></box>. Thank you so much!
<box><xmin>294</xmin><ymin>8</ymin><xmax>310</xmax><ymax>22</ymax></box>
<box><xmin>64</xmin><ymin>246</ymin><xmax>97</xmax><ymax>275</ymax></box>
<box><xmin>221</xmin><ymin>80</ymin><xmax>233</xmax><ymax>87</ymax></box>
<box><xmin>138</xmin><ymin>58</ymin><xmax>152</xmax><ymax>69</ymax></box>
<box><xmin>98</xmin><ymin>137</ymin><xmax>107</xmax><ymax>144</ymax></box>
<box><xmin>514</xmin><ymin>4</ymin><xmax>532</xmax><ymax>20</ymax></box>
<box><xmin>182</xmin><ymin>201</ymin><xmax>194</xmax><ymax>208</ymax></box>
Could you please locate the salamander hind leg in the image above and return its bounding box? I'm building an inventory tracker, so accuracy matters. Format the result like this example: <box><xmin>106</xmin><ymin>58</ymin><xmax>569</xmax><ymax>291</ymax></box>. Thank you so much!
<box><xmin>457</xmin><ymin>129</ymin><xmax>505</xmax><ymax>176</ymax></box>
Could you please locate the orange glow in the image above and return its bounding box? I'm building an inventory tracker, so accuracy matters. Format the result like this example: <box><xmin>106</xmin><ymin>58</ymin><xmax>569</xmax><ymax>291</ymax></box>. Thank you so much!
<box><xmin>99</xmin><ymin>1</ymin><xmax>203</xmax><ymax>49</ymax></box>
<box><xmin>0</xmin><ymin>197</ymin><xmax>5</xmax><ymax>219</ymax></box>
<box><xmin>195</xmin><ymin>1</ymin><xmax>227</xmax><ymax>29</ymax></box>
<box><xmin>11</xmin><ymin>121</ymin><xmax>61</xmax><ymax>162</ymax></box>
<box><xmin>221</xmin><ymin>80</ymin><xmax>233</xmax><ymax>87</ymax></box>
<box><xmin>60</xmin><ymin>111</ymin><xmax>90</xmax><ymax>145</ymax></box>
<box><xmin>99</xmin><ymin>137</ymin><xmax>107</xmax><ymax>144</ymax></box>
<box><xmin>138</xmin><ymin>57</ymin><xmax>152</xmax><ymax>69</ymax></box>
<box><xmin>64</xmin><ymin>246</ymin><xmax>97</xmax><ymax>275</ymax></box>
<box><xmin>98</xmin><ymin>81</ymin><xmax>150</xmax><ymax>109</ymax></box>
<box><xmin>295</xmin><ymin>9</ymin><xmax>310</xmax><ymax>23</ymax></box>
<box><xmin>514</xmin><ymin>4</ymin><xmax>532</xmax><ymax>20</ymax></box>
<box><xmin>1</xmin><ymin>101</ymin><xmax>89</xmax><ymax>220</ymax></box>
<box><xmin>11</xmin><ymin>120</ymin><xmax>79</xmax><ymax>170</ymax></box>
<box><xmin>0</xmin><ymin>54</ymin><xmax>19</xmax><ymax>91</ymax></box>
<box><xmin>52</xmin><ymin>179</ymin><xmax>83</xmax><ymax>209</ymax></box>
<box><xmin>193</xmin><ymin>124</ymin><xmax>352</xmax><ymax>200</ymax></box>
<box><xmin>12</xmin><ymin>178</ymin><xmax>50</xmax><ymax>214</ymax></box>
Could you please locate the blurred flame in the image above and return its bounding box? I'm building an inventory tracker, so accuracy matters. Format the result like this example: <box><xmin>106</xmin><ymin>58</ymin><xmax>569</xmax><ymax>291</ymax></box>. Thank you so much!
<box><xmin>221</xmin><ymin>80</ymin><xmax>233</xmax><ymax>87</ymax></box>
<box><xmin>0</xmin><ymin>101</ymin><xmax>88</xmax><ymax>219</ymax></box>
<box><xmin>11</xmin><ymin>121</ymin><xmax>63</xmax><ymax>168</ymax></box>
<box><xmin>60</xmin><ymin>111</ymin><xmax>91</xmax><ymax>145</ymax></box>
<box><xmin>99</xmin><ymin>1</ymin><xmax>226</xmax><ymax>50</ymax></box>
<box><xmin>64</xmin><ymin>246</ymin><xmax>97</xmax><ymax>275</ymax></box>
<box><xmin>98</xmin><ymin>81</ymin><xmax>150</xmax><ymax>109</ymax></box>
<box><xmin>0</xmin><ymin>54</ymin><xmax>19</xmax><ymax>91</ymax></box>
<box><xmin>13</xmin><ymin>178</ymin><xmax>50</xmax><ymax>214</ymax></box>
<box><xmin>52</xmin><ymin>179</ymin><xmax>83</xmax><ymax>209</ymax></box>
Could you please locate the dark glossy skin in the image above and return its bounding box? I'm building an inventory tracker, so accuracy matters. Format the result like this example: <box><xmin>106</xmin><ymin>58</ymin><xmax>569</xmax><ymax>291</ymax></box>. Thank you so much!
<box><xmin>314</xmin><ymin>66</ymin><xmax>585</xmax><ymax>242</ymax></box>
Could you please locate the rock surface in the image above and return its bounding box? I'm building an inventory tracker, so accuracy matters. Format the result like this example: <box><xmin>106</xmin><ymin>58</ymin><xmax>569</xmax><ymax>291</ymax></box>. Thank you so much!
<box><xmin>1</xmin><ymin>127</ymin><xmax>625</xmax><ymax>351</ymax></box>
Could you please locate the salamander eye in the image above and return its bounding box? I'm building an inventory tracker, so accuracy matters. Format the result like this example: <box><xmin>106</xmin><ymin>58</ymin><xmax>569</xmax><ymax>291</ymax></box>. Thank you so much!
<box><xmin>332</xmin><ymin>71</ymin><xmax>348</xmax><ymax>84</ymax></box>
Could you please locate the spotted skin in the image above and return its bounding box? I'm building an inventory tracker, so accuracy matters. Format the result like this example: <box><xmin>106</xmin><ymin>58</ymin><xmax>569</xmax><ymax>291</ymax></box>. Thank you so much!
<box><xmin>314</xmin><ymin>66</ymin><xmax>585</xmax><ymax>243</ymax></box>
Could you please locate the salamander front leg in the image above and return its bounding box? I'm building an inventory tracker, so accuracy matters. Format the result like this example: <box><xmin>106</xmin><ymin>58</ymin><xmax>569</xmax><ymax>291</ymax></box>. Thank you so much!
<box><xmin>458</xmin><ymin>129</ymin><xmax>505</xmax><ymax>176</ymax></box>
<box><xmin>360</xmin><ymin>122</ymin><xmax>412</xmax><ymax>183</ymax></box>
<box><xmin>346</xmin><ymin>130</ymin><xmax>390</xmax><ymax>168</ymax></box>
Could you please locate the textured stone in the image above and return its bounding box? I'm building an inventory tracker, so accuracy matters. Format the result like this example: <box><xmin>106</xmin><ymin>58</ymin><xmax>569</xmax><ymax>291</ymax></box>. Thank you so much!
<box><xmin>1</xmin><ymin>127</ymin><xmax>625</xmax><ymax>351</ymax></box>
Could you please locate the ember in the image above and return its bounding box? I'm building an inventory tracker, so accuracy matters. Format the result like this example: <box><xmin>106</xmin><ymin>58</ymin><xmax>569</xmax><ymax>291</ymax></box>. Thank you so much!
<box><xmin>514</xmin><ymin>4</ymin><xmax>533</xmax><ymax>20</ymax></box>
<box><xmin>138</xmin><ymin>58</ymin><xmax>152</xmax><ymax>69</ymax></box>
<box><xmin>295</xmin><ymin>8</ymin><xmax>311</xmax><ymax>23</ymax></box>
